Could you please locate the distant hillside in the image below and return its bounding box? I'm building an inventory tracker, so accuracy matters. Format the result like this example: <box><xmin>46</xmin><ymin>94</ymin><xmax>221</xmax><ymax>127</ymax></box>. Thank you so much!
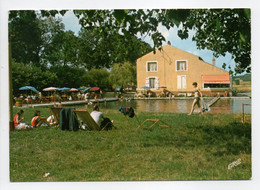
<box><xmin>233</xmin><ymin>73</ymin><xmax>251</xmax><ymax>81</ymax></box>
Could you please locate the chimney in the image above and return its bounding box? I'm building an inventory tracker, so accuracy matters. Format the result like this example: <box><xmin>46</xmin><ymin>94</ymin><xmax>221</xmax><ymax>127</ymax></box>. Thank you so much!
<box><xmin>212</xmin><ymin>57</ymin><xmax>216</xmax><ymax>66</ymax></box>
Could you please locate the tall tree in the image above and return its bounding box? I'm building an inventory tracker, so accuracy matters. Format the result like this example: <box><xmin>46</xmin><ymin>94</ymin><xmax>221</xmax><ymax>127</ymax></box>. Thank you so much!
<box><xmin>109</xmin><ymin>62</ymin><xmax>136</xmax><ymax>88</ymax></box>
<box><xmin>78</xmin><ymin>28</ymin><xmax>152</xmax><ymax>69</ymax></box>
<box><xmin>12</xmin><ymin>61</ymin><xmax>58</xmax><ymax>95</ymax></box>
<box><xmin>82</xmin><ymin>68</ymin><xmax>111</xmax><ymax>89</ymax></box>
<box><xmin>9</xmin><ymin>11</ymin><xmax>43</xmax><ymax>66</ymax></box>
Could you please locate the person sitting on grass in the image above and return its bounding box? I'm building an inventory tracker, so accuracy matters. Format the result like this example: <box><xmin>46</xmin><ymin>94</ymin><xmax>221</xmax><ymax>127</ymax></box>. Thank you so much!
<box><xmin>47</xmin><ymin>115</ymin><xmax>56</xmax><ymax>126</ymax></box>
<box><xmin>90</xmin><ymin>104</ymin><xmax>113</xmax><ymax>130</ymax></box>
<box><xmin>13</xmin><ymin>110</ymin><xmax>33</xmax><ymax>130</ymax></box>
<box><xmin>31</xmin><ymin>110</ymin><xmax>51</xmax><ymax>127</ymax></box>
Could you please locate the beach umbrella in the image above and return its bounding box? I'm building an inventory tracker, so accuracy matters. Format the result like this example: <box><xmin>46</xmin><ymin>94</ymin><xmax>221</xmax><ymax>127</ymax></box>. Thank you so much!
<box><xmin>19</xmin><ymin>86</ymin><xmax>39</xmax><ymax>93</ymax></box>
<box><xmin>141</xmin><ymin>86</ymin><xmax>150</xmax><ymax>89</ymax></box>
<box><xmin>69</xmin><ymin>88</ymin><xmax>78</xmax><ymax>92</ymax></box>
<box><xmin>83</xmin><ymin>87</ymin><xmax>91</xmax><ymax>93</ymax></box>
<box><xmin>89</xmin><ymin>87</ymin><xmax>100</xmax><ymax>91</ymax></box>
<box><xmin>77</xmin><ymin>87</ymin><xmax>84</xmax><ymax>90</ymax></box>
<box><xmin>43</xmin><ymin>87</ymin><xmax>58</xmax><ymax>91</ymax></box>
<box><xmin>58</xmin><ymin>87</ymin><xmax>70</xmax><ymax>91</ymax></box>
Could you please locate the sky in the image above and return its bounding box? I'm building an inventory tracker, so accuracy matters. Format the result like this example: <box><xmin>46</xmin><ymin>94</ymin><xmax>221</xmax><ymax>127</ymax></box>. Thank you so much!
<box><xmin>61</xmin><ymin>10</ymin><xmax>237</xmax><ymax>74</ymax></box>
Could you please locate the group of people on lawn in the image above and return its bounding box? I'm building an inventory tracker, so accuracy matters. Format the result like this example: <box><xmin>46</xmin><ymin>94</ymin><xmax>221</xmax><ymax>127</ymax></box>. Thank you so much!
<box><xmin>13</xmin><ymin>82</ymin><xmax>204</xmax><ymax>130</ymax></box>
<box><xmin>13</xmin><ymin>103</ymin><xmax>111</xmax><ymax>131</ymax></box>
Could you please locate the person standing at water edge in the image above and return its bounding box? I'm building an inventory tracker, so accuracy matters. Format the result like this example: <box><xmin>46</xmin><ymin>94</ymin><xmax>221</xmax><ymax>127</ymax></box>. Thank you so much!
<box><xmin>187</xmin><ymin>82</ymin><xmax>203</xmax><ymax>115</ymax></box>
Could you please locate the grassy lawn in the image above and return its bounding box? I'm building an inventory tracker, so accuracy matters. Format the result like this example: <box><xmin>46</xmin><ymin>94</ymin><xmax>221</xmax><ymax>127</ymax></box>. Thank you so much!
<box><xmin>10</xmin><ymin>107</ymin><xmax>251</xmax><ymax>181</ymax></box>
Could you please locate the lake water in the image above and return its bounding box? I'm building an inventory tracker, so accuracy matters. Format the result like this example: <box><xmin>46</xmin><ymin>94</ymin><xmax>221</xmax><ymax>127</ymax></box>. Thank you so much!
<box><xmin>76</xmin><ymin>98</ymin><xmax>251</xmax><ymax>114</ymax></box>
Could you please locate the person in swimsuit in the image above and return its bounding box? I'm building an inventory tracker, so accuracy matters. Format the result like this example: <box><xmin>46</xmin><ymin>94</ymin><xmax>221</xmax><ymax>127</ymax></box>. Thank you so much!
<box><xmin>187</xmin><ymin>82</ymin><xmax>203</xmax><ymax>115</ymax></box>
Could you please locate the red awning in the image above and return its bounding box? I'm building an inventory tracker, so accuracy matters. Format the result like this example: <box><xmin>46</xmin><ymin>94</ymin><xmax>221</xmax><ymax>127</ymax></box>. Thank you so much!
<box><xmin>203</xmin><ymin>74</ymin><xmax>230</xmax><ymax>84</ymax></box>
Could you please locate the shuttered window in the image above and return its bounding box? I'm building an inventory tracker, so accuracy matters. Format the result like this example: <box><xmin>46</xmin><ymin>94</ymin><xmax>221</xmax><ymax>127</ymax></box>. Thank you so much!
<box><xmin>149</xmin><ymin>78</ymin><xmax>155</xmax><ymax>89</ymax></box>
<box><xmin>177</xmin><ymin>75</ymin><xmax>186</xmax><ymax>89</ymax></box>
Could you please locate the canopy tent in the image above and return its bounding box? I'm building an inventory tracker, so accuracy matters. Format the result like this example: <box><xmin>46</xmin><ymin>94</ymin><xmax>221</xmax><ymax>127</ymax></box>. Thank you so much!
<box><xmin>43</xmin><ymin>87</ymin><xmax>58</xmax><ymax>91</ymax></box>
<box><xmin>203</xmin><ymin>74</ymin><xmax>230</xmax><ymax>84</ymax></box>
<box><xmin>19</xmin><ymin>86</ymin><xmax>39</xmax><ymax>93</ymax></box>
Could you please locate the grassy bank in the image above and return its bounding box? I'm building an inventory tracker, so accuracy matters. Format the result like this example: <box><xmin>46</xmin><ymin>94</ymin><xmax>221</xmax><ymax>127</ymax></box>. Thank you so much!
<box><xmin>233</xmin><ymin>81</ymin><xmax>251</xmax><ymax>93</ymax></box>
<box><xmin>10</xmin><ymin>107</ymin><xmax>251</xmax><ymax>181</ymax></box>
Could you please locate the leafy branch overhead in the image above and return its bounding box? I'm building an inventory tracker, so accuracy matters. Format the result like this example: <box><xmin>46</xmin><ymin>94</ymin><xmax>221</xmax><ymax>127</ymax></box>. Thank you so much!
<box><xmin>73</xmin><ymin>9</ymin><xmax>251</xmax><ymax>73</ymax></box>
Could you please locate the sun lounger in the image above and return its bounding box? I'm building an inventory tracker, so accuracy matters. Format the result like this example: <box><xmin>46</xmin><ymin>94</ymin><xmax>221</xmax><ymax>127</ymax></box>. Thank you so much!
<box><xmin>49</xmin><ymin>107</ymin><xmax>63</xmax><ymax>124</ymax></box>
<box><xmin>137</xmin><ymin>119</ymin><xmax>169</xmax><ymax>129</ymax></box>
<box><xmin>73</xmin><ymin>110</ymin><xmax>101</xmax><ymax>131</ymax></box>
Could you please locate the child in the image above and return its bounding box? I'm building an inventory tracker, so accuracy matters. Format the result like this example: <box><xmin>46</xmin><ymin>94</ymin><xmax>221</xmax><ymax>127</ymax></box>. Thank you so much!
<box><xmin>31</xmin><ymin>110</ymin><xmax>51</xmax><ymax>127</ymax></box>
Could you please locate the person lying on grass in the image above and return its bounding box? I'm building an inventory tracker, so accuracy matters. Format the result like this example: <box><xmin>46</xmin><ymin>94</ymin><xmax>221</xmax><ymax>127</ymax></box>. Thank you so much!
<box><xmin>90</xmin><ymin>104</ymin><xmax>114</xmax><ymax>130</ymax></box>
<box><xmin>31</xmin><ymin>110</ymin><xmax>51</xmax><ymax>128</ymax></box>
<box><xmin>13</xmin><ymin>109</ymin><xmax>33</xmax><ymax>130</ymax></box>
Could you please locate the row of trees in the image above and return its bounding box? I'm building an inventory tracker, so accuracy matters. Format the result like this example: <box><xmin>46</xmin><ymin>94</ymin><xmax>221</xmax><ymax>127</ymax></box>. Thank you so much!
<box><xmin>9</xmin><ymin>11</ymin><xmax>151</xmax><ymax>96</ymax></box>
<box><xmin>12</xmin><ymin>60</ymin><xmax>137</xmax><ymax>96</ymax></box>
<box><xmin>9</xmin><ymin>9</ymin><xmax>251</xmax><ymax>96</ymax></box>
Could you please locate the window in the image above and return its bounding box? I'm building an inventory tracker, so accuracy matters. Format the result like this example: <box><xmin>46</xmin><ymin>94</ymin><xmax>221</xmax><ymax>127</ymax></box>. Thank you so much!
<box><xmin>204</xmin><ymin>83</ymin><xmax>230</xmax><ymax>88</ymax></box>
<box><xmin>177</xmin><ymin>75</ymin><xmax>186</xmax><ymax>89</ymax></box>
<box><xmin>147</xmin><ymin>62</ymin><xmax>158</xmax><ymax>72</ymax></box>
<box><xmin>149</xmin><ymin>78</ymin><xmax>156</xmax><ymax>89</ymax></box>
<box><xmin>176</xmin><ymin>60</ymin><xmax>187</xmax><ymax>71</ymax></box>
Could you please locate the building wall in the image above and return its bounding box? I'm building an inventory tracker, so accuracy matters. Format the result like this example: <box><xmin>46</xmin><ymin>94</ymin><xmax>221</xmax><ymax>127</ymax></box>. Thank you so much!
<box><xmin>136</xmin><ymin>44</ymin><xmax>229</xmax><ymax>94</ymax></box>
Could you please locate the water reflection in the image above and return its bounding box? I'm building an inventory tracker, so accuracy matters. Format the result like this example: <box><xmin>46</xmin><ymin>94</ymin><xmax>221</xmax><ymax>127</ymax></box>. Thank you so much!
<box><xmin>76</xmin><ymin>98</ymin><xmax>251</xmax><ymax>114</ymax></box>
<box><xmin>210</xmin><ymin>98</ymin><xmax>251</xmax><ymax>114</ymax></box>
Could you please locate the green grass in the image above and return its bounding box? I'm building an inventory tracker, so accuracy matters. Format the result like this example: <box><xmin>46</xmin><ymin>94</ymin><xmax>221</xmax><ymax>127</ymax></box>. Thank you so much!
<box><xmin>10</xmin><ymin>107</ymin><xmax>251</xmax><ymax>181</ymax></box>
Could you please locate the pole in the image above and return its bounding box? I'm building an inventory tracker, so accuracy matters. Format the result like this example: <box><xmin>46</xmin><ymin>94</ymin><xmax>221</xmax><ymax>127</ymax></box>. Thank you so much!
<box><xmin>9</xmin><ymin>35</ymin><xmax>14</xmax><ymax>130</ymax></box>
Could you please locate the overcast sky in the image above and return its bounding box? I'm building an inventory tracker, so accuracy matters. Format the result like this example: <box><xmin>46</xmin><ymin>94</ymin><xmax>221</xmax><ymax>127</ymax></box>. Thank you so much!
<box><xmin>60</xmin><ymin>10</ymin><xmax>237</xmax><ymax>73</ymax></box>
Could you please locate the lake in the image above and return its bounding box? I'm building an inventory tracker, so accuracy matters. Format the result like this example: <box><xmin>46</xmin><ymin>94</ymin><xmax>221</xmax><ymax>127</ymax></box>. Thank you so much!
<box><xmin>75</xmin><ymin>98</ymin><xmax>251</xmax><ymax>114</ymax></box>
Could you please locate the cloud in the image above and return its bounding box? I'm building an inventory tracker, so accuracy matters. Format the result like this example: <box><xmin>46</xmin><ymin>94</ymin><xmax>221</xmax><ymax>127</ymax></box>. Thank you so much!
<box><xmin>157</xmin><ymin>24</ymin><xmax>170</xmax><ymax>40</ymax></box>
<box><xmin>60</xmin><ymin>11</ymin><xmax>81</xmax><ymax>35</ymax></box>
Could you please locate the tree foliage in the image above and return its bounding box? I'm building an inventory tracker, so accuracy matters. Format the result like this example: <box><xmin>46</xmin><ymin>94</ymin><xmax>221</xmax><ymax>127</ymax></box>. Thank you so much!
<box><xmin>109</xmin><ymin>62</ymin><xmax>136</xmax><ymax>88</ymax></box>
<box><xmin>9</xmin><ymin>11</ymin><xmax>42</xmax><ymax>66</ymax></box>
<box><xmin>82</xmin><ymin>69</ymin><xmax>111</xmax><ymax>89</ymax></box>
<box><xmin>12</xmin><ymin>61</ymin><xmax>58</xmax><ymax>95</ymax></box>
<box><xmin>179</xmin><ymin>9</ymin><xmax>251</xmax><ymax>73</ymax></box>
<box><xmin>73</xmin><ymin>9</ymin><xmax>251</xmax><ymax>73</ymax></box>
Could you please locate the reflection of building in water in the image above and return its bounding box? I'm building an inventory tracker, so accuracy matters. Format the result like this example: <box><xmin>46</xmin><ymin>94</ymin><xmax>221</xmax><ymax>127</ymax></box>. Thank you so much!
<box><xmin>176</xmin><ymin>100</ymin><xmax>189</xmax><ymax>113</ymax></box>
<box><xmin>210</xmin><ymin>99</ymin><xmax>232</xmax><ymax>114</ymax></box>
<box><xmin>135</xmin><ymin>99</ymin><xmax>194</xmax><ymax>113</ymax></box>
<box><xmin>210</xmin><ymin>98</ymin><xmax>251</xmax><ymax>114</ymax></box>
